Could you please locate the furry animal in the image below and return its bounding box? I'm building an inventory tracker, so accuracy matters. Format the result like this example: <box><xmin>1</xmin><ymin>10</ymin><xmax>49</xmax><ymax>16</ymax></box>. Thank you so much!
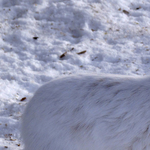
<box><xmin>21</xmin><ymin>74</ymin><xmax>150</xmax><ymax>150</ymax></box>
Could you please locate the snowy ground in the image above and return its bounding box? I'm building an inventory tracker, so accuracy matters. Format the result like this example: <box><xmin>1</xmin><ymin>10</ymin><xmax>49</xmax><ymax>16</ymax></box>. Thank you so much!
<box><xmin>0</xmin><ymin>0</ymin><xmax>150</xmax><ymax>149</ymax></box>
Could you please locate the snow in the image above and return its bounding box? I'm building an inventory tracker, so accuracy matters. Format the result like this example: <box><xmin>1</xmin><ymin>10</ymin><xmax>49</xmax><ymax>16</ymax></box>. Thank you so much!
<box><xmin>0</xmin><ymin>0</ymin><xmax>150</xmax><ymax>149</ymax></box>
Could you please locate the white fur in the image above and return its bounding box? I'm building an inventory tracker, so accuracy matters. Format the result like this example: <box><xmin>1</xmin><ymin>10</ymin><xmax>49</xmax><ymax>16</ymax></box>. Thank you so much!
<box><xmin>22</xmin><ymin>74</ymin><xmax>150</xmax><ymax>150</ymax></box>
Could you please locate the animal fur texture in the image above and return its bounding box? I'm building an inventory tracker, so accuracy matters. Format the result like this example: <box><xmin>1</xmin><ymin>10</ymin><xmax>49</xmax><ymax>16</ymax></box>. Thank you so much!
<box><xmin>22</xmin><ymin>74</ymin><xmax>150</xmax><ymax>150</ymax></box>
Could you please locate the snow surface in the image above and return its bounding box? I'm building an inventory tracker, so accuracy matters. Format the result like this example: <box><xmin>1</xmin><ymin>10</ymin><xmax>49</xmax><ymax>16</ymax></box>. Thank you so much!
<box><xmin>0</xmin><ymin>0</ymin><xmax>150</xmax><ymax>149</ymax></box>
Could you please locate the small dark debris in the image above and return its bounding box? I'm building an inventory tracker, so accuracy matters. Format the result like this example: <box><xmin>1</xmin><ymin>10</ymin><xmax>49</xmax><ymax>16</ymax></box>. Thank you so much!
<box><xmin>72</xmin><ymin>35</ymin><xmax>78</xmax><ymax>38</ymax></box>
<box><xmin>92</xmin><ymin>56</ymin><xmax>98</xmax><ymax>61</ymax></box>
<box><xmin>123</xmin><ymin>10</ymin><xmax>129</xmax><ymax>15</ymax></box>
<box><xmin>20</xmin><ymin>97</ymin><xmax>26</xmax><ymax>101</ymax></box>
<box><xmin>4</xmin><ymin>146</ymin><xmax>8</xmax><ymax>148</ymax></box>
<box><xmin>91</xmin><ymin>29</ymin><xmax>96</xmax><ymax>32</ymax></box>
<box><xmin>10</xmin><ymin>138</ymin><xmax>16</xmax><ymax>141</ymax></box>
<box><xmin>136</xmin><ymin>6</ymin><xmax>141</xmax><ymax>10</ymax></box>
<box><xmin>77</xmin><ymin>50</ymin><xmax>86</xmax><ymax>55</ymax></box>
<box><xmin>70</xmin><ymin>48</ymin><xmax>74</xmax><ymax>51</ymax></box>
<box><xmin>33</xmin><ymin>37</ymin><xmax>39</xmax><ymax>40</ymax></box>
<box><xmin>60</xmin><ymin>52</ymin><xmax>67</xmax><ymax>58</ymax></box>
<box><xmin>118</xmin><ymin>8</ymin><xmax>121</xmax><ymax>11</ymax></box>
<box><xmin>17</xmin><ymin>144</ymin><xmax>20</xmax><ymax>146</ymax></box>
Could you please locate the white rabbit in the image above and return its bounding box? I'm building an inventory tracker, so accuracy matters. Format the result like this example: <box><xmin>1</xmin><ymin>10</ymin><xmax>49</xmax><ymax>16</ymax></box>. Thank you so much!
<box><xmin>22</xmin><ymin>74</ymin><xmax>150</xmax><ymax>150</ymax></box>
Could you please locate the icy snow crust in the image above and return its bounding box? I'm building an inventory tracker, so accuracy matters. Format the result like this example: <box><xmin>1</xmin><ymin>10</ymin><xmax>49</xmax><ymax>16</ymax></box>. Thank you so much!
<box><xmin>0</xmin><ymin>0</ymin><xmax>150</xmax><ymax>149</ymax></box>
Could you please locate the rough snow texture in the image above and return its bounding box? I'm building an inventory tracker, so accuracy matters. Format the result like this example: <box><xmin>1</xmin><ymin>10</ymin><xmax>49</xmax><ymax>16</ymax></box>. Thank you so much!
<box><xmin>22</xmin><ymin>74</ymin><xmax>150</xmax><ymax>150</ymax></box>
<box><xmin>1</xmin><ymin>0</ymin><xmax>150</xmax><ymax>149</ymax></box>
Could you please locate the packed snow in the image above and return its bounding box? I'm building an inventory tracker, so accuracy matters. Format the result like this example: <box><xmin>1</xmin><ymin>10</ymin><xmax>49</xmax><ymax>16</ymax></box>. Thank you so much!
<box><xmin>0</xmin><ymin>0</ymin><xmax>150</xmax><ymax>149</ymax></box>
